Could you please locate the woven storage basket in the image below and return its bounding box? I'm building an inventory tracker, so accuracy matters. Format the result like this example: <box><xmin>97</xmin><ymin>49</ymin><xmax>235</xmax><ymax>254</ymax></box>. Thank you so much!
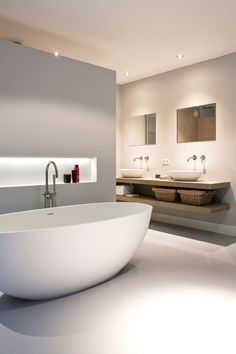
<box><xmin>177</xmin><ymin>189</ymin><xmax>214</xmax><ymax>206</ymax></box>
<box><xmin>152</xmin><ymin>188</ymin><xmax>178</xmax><ymax>202</ymax></box>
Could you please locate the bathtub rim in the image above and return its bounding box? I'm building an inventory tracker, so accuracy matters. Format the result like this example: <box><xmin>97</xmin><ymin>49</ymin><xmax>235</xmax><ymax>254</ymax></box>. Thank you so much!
<box><xmin>0</xmin><ymin>202</ymin><xmax>152</xmax><ymax>234</ymax></box>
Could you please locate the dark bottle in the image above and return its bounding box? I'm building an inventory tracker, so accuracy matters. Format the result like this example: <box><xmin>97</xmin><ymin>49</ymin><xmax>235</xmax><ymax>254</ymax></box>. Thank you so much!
<box><xmin>64</xmin><ymin>174</ymin><xmax>72</xmax><ymax>183</ymax></box>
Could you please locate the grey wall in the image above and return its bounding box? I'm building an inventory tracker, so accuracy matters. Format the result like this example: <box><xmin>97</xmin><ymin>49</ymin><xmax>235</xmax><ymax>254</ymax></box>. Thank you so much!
<box><xmin>0</xmin><ymin>40</ymin><xmax>116</xmax><ymax>213</ymax></box>
<box><xmin>118</xmin><ymin>53</ymin><xmax>236</xmax><ymax>234</ymax></box>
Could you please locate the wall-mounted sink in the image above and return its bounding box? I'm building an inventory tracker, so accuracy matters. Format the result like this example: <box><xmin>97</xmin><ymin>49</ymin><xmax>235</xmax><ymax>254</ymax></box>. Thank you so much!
<box><xmin>120</xmin><ymin>169</ymin><xmax>145</xmax><ymax>178</ymax></box>
<box><xmin>169</xmin><ymin>170</ymin><xmax>202</xmax><ymax>181</ymax></box>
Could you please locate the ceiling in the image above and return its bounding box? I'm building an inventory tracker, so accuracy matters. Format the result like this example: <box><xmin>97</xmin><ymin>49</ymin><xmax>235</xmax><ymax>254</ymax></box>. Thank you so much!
<box><xmin>0</xmin><ymin>0</ymin><xmax>236</xmax><ymax>84</ymax></box>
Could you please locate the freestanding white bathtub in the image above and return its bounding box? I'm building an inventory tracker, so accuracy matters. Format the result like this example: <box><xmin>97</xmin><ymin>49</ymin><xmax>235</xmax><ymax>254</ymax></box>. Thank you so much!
<box><xmin>0</xmin><ymin>202</ymin><xmax>152</xmax><ymax>300</ymax></box>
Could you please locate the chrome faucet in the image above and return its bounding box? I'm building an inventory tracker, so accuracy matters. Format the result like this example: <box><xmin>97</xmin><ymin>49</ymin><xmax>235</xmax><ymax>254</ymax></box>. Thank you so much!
<box><xmin>144</xmin><ymin>155</ymin><xmax>149</xmax><ymax>171</ymax></box>
<box><xmin>187</xmin><ymin>155</ymin><xmax>197</xmax><ymax>162</ymax></box>
<box><xmin>133</xmin><ymin>155</ymin><xmax>143</xmax><ymax>168</ymax></box>
<box><xmin>133</xmin><ymin>156</ymin><xmax>143</xmax><ymax>162</ymax></box>
<box><xmin>43</xmin><ymin>161</ymin><xmax>59</xmax><ymax>208</ymax></box>
<box><xmin>187</xmin><ymin>155</ymin><xmax>197</xmax><ymax>171</ymax></box>
<box><xmin>200</xmin><ymin>155</ymin><xmax>206</xmax><ymax>175</ymax></box>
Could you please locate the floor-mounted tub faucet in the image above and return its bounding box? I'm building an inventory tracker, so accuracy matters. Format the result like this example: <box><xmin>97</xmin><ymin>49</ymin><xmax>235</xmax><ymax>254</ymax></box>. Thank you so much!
<box><xmin>43</xmin><ymin>161</ymin><xmax>59</xmax><ymax>208</ymax></box>
<box><xmin>187</xmin><ymin>155</ymin><xmax>197</xmax><ymax>170</ymax></box>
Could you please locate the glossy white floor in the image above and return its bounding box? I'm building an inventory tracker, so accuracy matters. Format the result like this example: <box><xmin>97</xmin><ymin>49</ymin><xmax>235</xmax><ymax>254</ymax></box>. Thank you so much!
<box><xmin>1</xmin><ymin>222</ymin><xmax>236</xmax><ymax>354</ymax></box>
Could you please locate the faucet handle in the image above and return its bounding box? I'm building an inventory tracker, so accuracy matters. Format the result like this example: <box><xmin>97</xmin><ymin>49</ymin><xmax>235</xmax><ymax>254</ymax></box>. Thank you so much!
<box><xmin>200</xmin><ymin>155</ymin><xmax>206</xmax><ymax>175</ymax></box>
<box><xmin>144</xmin><ymin>156</ymin><xmax>149</xmax><ymax>172</ymax></box>
<box><xmin>192</xmin><ymin>155</ymin><xmax>197</xmax><ymax>160</ymax></box>
<box><xmin>42</xmin><ymin>192</ymin><xmax>52</xmax><ymax>198</ymax></box>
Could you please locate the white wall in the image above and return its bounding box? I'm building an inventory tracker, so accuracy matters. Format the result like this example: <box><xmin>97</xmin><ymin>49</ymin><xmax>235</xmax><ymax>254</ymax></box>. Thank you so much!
<box><xmin>116</xmin><ymin>86</ymin><xmax>122</xmax><ymax>171</ymax></box>
<box><xmin>118</xmin><ymin>53</ymin><xmax>236</xmax><ymax>233</ymax></box>
<box><xmin>0</xmin><ymin>40</ymin><xmax>116</xmax><ymax>213</ymax></box>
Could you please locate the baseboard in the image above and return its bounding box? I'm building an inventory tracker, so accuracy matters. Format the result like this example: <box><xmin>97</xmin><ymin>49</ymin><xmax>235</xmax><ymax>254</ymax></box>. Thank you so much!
<box><xmin>151</xmin><ymin>212</ymin><xmax>236</xmax><ymax>237</ymax></box>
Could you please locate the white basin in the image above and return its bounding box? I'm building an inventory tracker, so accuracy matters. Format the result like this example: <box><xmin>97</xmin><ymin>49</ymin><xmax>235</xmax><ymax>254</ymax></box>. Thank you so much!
<box><xmin>169</xmin><ymin>170</ymin><xmax>202</xmax><ymax>181</ymax></box>
<box><xmin>120</xmin><ymin>169</ymin><xmax>145</xmax><ymax>178</ymax></box>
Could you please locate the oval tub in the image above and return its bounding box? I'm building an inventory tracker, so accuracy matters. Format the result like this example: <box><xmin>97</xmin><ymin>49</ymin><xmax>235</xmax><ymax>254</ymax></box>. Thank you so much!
<box><xmin>0</xmin><ymin>202</ymin><xmax>152</xmax><ymax>300</ymax></box>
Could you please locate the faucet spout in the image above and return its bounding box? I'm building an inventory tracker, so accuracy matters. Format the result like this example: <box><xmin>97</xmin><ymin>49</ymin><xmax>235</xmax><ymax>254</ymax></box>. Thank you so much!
<box><xmin>187</xmin><ymin>155</ymin><xmax>197</xmax><ymax>162</ymax></box>
<box><xmin>133</xmin><ymin>156</ymin><xmax>143</xmax><ymax>162</ymax></box>
<box><xmin>133</xmin><ymin>155</ymin><xmax>143</xmax><ymax>169</ymax></box>
<box><xmin>187</xmin><ymin>155</ymin><xmax>197</xmax><ymax>171</ymax></box>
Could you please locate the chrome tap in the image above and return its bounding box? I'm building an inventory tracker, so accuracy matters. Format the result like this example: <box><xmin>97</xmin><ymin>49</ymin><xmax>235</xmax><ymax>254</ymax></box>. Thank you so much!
<box><xmin>200</xmin><ymin>155</ymin><xmax>206</xmax><ymax>175</ymax></box>
<box><xmin>133</xmin><ymin>156</ymin><xmax>143</xmax><ymax>162</ymax></box>
<box><xmin>144</xmin><ymin>156</ymin><xmax>149</xmax><ymax>171</ymax></box>
<box><xmin>43</xmin><ymin>161</ymin><xmax>59</xmax><ymax>208</ymax></box>
<box><xmin>187</xmin><ymin>155</ymin><xmax>197</xmax><ymax>171</ymax></box>
<box><xmin>187</xmin><ymin>155</ymin><xmax>197</xmax><ymax>162</ymax></box>
<box><xmin>133</xmin><ymin>155</ymin><xmax>143</xmax><ymax>169</ymax></box>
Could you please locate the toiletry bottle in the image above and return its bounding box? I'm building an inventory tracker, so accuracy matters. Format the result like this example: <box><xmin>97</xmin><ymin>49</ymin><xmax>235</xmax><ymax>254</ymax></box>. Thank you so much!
<box><xmin>72</xmin><ymin>170</ymin><xmax>77</xmax><ymax>183</ymax></box>
<box><xmin>64</xmin><ymin>174</ymin><xmax>72</xmax><ymax>183</ymax></box>
<box><xmin>73</xmin><ymin>164</ymin><xmax>80</xmax><ymax>183</ymax></box>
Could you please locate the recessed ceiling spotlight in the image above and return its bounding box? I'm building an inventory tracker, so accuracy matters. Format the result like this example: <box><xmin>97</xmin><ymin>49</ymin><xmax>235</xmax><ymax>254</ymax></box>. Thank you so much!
<box><xmin>124</xmin><ymin>71</ymin><xmax>130</xmax><ymax>77</ymax></box>
<box><xmin>176</xmin><ymin>53</ymin><xmax>184</xmax><ymax>59</ymax></box>
<box><xmin>53</xmin><ymin>51</ymin><xmax>60</xmax><ymax>57</ymax></box>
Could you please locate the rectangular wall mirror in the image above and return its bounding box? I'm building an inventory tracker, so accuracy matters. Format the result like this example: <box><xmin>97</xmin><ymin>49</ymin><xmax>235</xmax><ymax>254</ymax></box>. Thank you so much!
<box><xmin>127</xmin><ymin>113</ymin><xmax>156</xmax><ymax>146</ymax></box>
<box><xmin>177</xmin><ymin>103</ymin><xmax>216</xmax><ymax>143</ymax></box>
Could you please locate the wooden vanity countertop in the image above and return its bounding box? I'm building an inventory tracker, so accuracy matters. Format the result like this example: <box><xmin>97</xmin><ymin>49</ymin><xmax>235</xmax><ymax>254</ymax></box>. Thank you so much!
<box><xmin>116</xmin><ymin>177</ymin><xmax>230</xmax><ymax>190</ymax></box>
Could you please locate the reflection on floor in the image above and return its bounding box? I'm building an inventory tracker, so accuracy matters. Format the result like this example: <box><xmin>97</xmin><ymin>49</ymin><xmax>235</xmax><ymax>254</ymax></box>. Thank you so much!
<box><xmin>1</xmin><ymin>222</ymin><xmax>236</xmax><ymax>354</ymax></box>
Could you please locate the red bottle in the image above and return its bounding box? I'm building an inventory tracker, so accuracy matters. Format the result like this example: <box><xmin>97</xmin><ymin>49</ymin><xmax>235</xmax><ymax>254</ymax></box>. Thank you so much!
<box><xmin>72</xmin><ymin>164</ymin><xmax>80</xmax><ymax>183</ymax></box>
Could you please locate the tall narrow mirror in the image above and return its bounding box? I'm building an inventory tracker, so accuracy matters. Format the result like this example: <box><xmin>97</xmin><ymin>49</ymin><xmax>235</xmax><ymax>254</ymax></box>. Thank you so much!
<box><xmin>177</xmin><ymin>103</ymin><xmax>216</xmax><ymax>143</ymax></box>
<box><xmin>127</xmin><ymin>113</ymin><xmax>156</xmax><ymax>146</ymax></box>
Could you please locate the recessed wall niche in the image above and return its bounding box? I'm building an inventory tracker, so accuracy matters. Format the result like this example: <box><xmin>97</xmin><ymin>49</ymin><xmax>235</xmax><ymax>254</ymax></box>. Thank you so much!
<box><xmin>0</xmin><ymin>157</ymin><xmax>97</xmax><ymax>188</ymax></box>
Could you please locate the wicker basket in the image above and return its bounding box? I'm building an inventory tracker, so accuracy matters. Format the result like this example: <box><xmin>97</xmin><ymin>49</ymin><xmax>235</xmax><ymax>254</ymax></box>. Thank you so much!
<box><xmin>152</xmin><ymin>188</ymin><xmax>178</xmax><ymax>202</ymax></box>
<box><xmin>177</xmin><ymin>189</ymin><xmax>214</xmax><ymax>206</ymax></box>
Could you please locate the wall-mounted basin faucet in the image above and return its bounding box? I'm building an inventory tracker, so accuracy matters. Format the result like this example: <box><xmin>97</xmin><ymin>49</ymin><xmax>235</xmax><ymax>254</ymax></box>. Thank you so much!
<box><xmin>187</xmin><ymin>155</ymin><xmax>197</xmax><ymax>162</ymax></box>
<box><xmin>187</xmin><ymin>155</ymin><xmax>197</xmax><ymax>171</ymax></box>
<box><xmin>43</xmin><ymin>161</ymin><xmax>59</xmax><ymax>208</ymax></box>
<box><xmin>133</xmin><ymin>156</ymin><xmax>143</xmax><ymax>162</ymax></box>
<box><xmin>133</xmin><ymin>156</ymin><xmax>143</xmax><ymax>169</ymax></box>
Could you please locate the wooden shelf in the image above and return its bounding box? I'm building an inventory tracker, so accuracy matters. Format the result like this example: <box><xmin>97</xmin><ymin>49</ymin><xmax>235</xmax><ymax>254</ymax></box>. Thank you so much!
<box><xmin>116</xmin><ymin>177</ymin><xmax>230</xmax><ymax>190</ymax></box>
<box><xmin>116</xmin><ymin>194</ymin><xmax>229</xmax><ymax>214</ymax></box>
